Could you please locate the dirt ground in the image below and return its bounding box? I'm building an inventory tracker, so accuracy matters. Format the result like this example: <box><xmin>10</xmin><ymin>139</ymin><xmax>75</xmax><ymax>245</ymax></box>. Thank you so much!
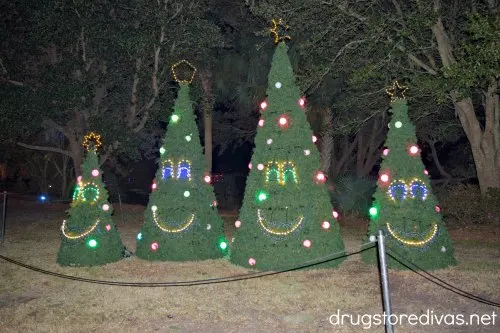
<box><xmin>0</xmin><ymin>199</ymin><xmax>499</xmax><ymax>332</ymax></box>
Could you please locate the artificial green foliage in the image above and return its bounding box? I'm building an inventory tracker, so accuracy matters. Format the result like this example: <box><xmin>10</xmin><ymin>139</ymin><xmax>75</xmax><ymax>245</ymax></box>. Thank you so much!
<box><xmin>57</xmin><ymin>148</ymin><xmax>124</xmax><ymax>266</ymax></box>
<box><xmin>362</xmin><ymin>98</ymin><xmax>456</xmax><ymax>270</ymax></box>
<box><xmin>230</xmin><ymin>42</ymin><xmax>345</xmax><ymax>271</ymax></box>
<box><xmin>136</xmin><ymin>84</ymin><xmax>227</xmax><ymax>261</ymax></box>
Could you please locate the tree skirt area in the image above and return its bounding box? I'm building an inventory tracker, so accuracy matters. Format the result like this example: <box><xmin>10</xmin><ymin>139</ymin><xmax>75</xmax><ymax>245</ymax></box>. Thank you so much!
<box><xmin>0</xmin><ymin>200</ymin><xmax>499</xmax><ymax>332</ymax></box>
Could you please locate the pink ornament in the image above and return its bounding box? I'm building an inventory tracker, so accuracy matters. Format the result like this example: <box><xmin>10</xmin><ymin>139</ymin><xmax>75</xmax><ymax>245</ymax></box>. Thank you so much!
<box><xmin>248</xmin><ymin>163</ymin><xmax>252</xmax><ymax>169</ymax></box>
<box><xmin>316</xmin><ymin>172</ymin><xmax>326</xmax><ymax>182</ymax></box>
<box><xmin>380</xmin><ymin>173</ymin><xmax>389</xmax><ymax>183</ymax></box>
<box><xmin>204</xmin><ymin>175</ymin><xmax>211</xmax><ymax>184</ymax></box>
<box><xmin>279</xmin><ymin>116</ymin><xmax>288</xmax><ymax>126</ymax></box>
<box><xmin>102</xmin><ymin>204</ymin><xmax>110</xmax><ymax>211</ymax></box>
<box><xmin>258</xmin><ymin>119</ymin><xmax>265</xmax><ymax>127</ymax></box>
<box><xmin>435</xmin><ymin>205</ymin><xmax>441</xmax><ymax>213</ymax></box>
<box><xmin>298</xmin><ymin>97</ymin><xmax>306</xmax><ymax>107</ymax></box>
<box><xmin>151</xmin><ymin>242</ymin><xmax>159</xmax><ymax>251</ymax></box>
<box><xmin>322</xmin><ymin>221</ymin><xmax>331</xmax><ymax>229</ymax></box>
<box><xmin>424</xmin><ymin>169</ymin><xmax>429</xmax><ymax>175</ymax></box>
<box><xmin>151</xmin><ymin>183</ymin><xmax>157</xmax><ymax>190</ymax></box>
<box><xmin>409</xmin><ymin>145</ymin><xmax>419</xmax><ymax>155</ymax></box>
<box><xmin>332</xmin><ymin>210</ymin><xmax>339</xmax><ymax>219</ymax></box>
<box><xmin>303</xmin><ymin>240</ymin><xmax>312</xmax><ymax>248</ymax></box>
<box><xmin>257</xmin><ymin>163</ymin><xmax>264</xmax><ymax>171</ymax></box>
<box><xmin>260</xmin><ymin>101</ymin><xmax>267</xmax><ymax>110</ymax></box>
<box><xmin>77</xmin><ymin>176</ymin><xmax>82</xmax><ymax>182</ymax></box>
<box><xmin>248</xmin><ymin>258</ymin><xmax>256</xmax><ymax>266</ymax></box>
<box><xmin>105</xmin><ymin>224</ymin><xmax>111</xmax><ymax>231</ymax></box>
<box><xmin>91</xmin><ymin>169</ymin><xmax>99</xmax><ymax>177</ymax></box>
<box><xmin>212</xmin><ymin>200</ymin><xmax>218</xmax><ymax>207</ymax></box>
<box><xmin>235</xmin><ymin>220</ymin><xmax>242</xmax><ymax>228</ymax></box>
<box><xmin>312</xmin><ymin>135</ymin><xmax>318</xmax><ymax>143</ymax></box>
<box><xmin>383</xmin><ymin>148</ymin><xmax>389</xmax><ymax>156</ymax></box>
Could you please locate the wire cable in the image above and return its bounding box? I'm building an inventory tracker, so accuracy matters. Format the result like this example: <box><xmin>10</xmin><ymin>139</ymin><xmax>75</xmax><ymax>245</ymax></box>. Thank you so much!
<box><xmin>0</xmin><ymin>242</ymin><xmax>375</xmax><ymax>287</ymax></box>
<box><xmin>386</xmin><ymin>245</ymin><xmax>500</xmax><ymax>308</ymax></box>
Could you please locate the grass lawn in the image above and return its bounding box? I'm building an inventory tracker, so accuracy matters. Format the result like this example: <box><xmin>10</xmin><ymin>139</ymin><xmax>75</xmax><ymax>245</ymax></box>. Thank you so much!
<box><xmin>0</xmin><ymin>199</ymin><xmax>499</xmax><ymax>332</ymax></box>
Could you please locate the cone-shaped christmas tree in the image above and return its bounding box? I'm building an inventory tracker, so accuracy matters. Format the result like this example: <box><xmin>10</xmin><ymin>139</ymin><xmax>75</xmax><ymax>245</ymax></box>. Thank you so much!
<box><xmin>230</xmin><ymin>21</ymin><xmax>345</xmax><ymax>271</ymax></box>
<box><xmin>362</xmin><ymin>81</ymin><xmax>456</xmax><ymax>270</ymax></box>
<box><xmin>57</xmin><ymin>132</ymin><xmax>124</xmax><ymax>266</ymax></box>
<box><xmin>136</xmin><ymin>62</ymin><xmax>228</xmax><ymax>261</ymax></box>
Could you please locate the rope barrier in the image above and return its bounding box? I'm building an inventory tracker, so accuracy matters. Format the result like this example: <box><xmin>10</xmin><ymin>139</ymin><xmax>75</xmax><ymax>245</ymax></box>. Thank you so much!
<box><xmin>0</xmin><ymin>243</ymin><xmax>375</xmax><ymax>287</ymax></box>
<box><xmin>386</xmin><ymin>245</ymin><xmax>500</xmax><ymax>308</ymax></box>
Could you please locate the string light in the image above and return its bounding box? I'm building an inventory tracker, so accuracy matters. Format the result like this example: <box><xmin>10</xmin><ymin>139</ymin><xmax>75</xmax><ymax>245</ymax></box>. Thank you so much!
<box><xmin>256</xmin><ymin>191</ymin><xmax>268</xmax><ymax>202</ymax></box>
<box><xmin>387</xmin><ymin>179</ymin><xmax>428</xmax><ymax>201</ymax></box>
<box><xmin>177</xmin><ymin>160</ymin><xmax>192</xmax><ymax>180</ymax></box>
<box><xmin>264</xmin><ymin>161</ymin><xmax>298</xmax><ymax>184</ymax></box>
<box><xmin>185</xmin><ymin>135</ymin><xmax>192</xmax><ymax>142</ymax></box>
<box><xmin>162</xmin><ymin>159</ymin><xmax>174</xmax><ymax>179</ymax></box>
<box><xmin>369</xmin><ymin>207</ymin><xmax>378</xmax><ymax>218</ymax></box>
<box><xmin>137</xmin><ymin>233</ymin><xmax>142</xmax><ymax>240</ymax></box>
<box><xmin>270</xmin><ymin>18</ymin><xmax>291</xmax><ymax>44</ymax></box>
<box><xmin>61</xmin><ymin>219</ymin><xmax>100</xmax><ymax>240</ymax></box>
<box><xmin>152</xmin><ymin>208</ymin><xmax>196</xmax><ymax>233</ymax></box>
<box><xmin>183</xmin><ymin>190</ymin><xmax>190</xmax><ymax>197</ymax></box>
<box><xmin>386</xmin><ymin>80</ymin><xmax>408</xmax><ymax>102</ymax></box>
<box><xmin>76</xmin><ymin>182</ymin><xmax>100</xmax><ymax>203</ymax></box>
<box><xmin>409</xmin><ymin>179</ymin><xmax>428</xmax><ymax>200</ymax></box>
<box><xmin>257</xmin><ymin>209</ymin><xmax>304</xmax><ymax>235</ymax></box>
<box><xmin>387</xmin><ymin>222</ymin><xmax>438</xmax><ymax>246</ymax></box>
<box><xmin>171</xmin><ymin>59</ymin><xmax>197</xmax><ymax>84</ymax></box>
<box><xmin>388</xmin><ymin>180</ymin><xmax>407</xmax><ymax>201</ymax></box>
<box><xmin>82</xmin><ymin>132</ymin><xmax>102</xmax><ymax>152</ymax></box>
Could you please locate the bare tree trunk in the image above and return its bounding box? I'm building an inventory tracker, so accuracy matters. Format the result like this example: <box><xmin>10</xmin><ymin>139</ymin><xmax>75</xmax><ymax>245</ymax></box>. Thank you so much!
<box><xmin>200</xmin><ymin>70</ymin><xmax>214</xmax><ymax>172</ymax></box>
<box><xmin>426</xmin><ymin>139</ymin><xmax>452</xmax><ymax>180</ymax></box>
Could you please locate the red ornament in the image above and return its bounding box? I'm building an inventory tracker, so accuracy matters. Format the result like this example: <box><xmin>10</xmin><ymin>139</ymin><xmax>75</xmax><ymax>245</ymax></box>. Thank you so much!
<box><xmin>315</xmin><ymin>171</ymin><xmax>326</xmax><ymax>183</ymax></box>
<box><xmin>332</xmin><ymin>210</ymin><xmax>339</xmax><ymax>219</ymax></box>
<box><xmin>248</xmin><ymin>258</ymin><xmax>256</xmax><ymax>266</ymax></box>
<box><xmin>298</xmin><ymin>97</ymin><xmax>306</xmax><ymax>107</ymax></box>
<box><xmin>204</xmin><ymin>175</ymin><xmax>211</xmax><ymax>184</ymax></box>
<box><xmin>303</xmin><ymin>240</ymin><xmax>312</xmax><ymax>248</ymax></box>
<box><xmin>322</xmin><ymin>221</ymin><xmax>331</xmax><ymax>229</ymax></box>
<box><xmin>151</xmin><ymin>242</ymin><xmax>159</xmax><ymax>251</ymax></box>
<box><xmin>260</xmin><ymin>101</ymin><xmax>268</xmax><ymax>110</ymax></box>
<box><xmin>278</xmin><ymin>115</ymin><xmax>288</xmax><ymax>127</ymax></box>
<box><xmin>424</xmin><ymin>169</ymin><xmax>429</xmax><ymax>175</ymax></box>
<box><xmin>151</xmin><ymin>182</ymin><xmax>157</xmax><ymax>190</ymax></box>
<box><xmin>435</xmin><ymin>205</ymin><xmax>441</xmax><ymax>213</ymax></box>
<box><xmin>380</xmin><ymin>173</ymin><xmax>390</xmax><ymax>183</ymax></box>
<box><xmin>409</xmin><ymin>145</ymin><xmax>419</xmax><ymax>155</ymax></box>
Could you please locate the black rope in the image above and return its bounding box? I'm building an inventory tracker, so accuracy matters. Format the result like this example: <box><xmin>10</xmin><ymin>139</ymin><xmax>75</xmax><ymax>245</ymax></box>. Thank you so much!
<box><xmin>0</xmin><ymin>243</ymin><xmax>374</xmax><ymax>287</ymax></box>
<box><xmin>386</xmin><ymin>245</ymin><xmax>500</xmax><ymax>308</ymax></box>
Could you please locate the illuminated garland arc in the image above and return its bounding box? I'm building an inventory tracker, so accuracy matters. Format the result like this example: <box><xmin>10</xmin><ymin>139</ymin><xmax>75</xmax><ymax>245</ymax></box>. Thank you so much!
<box><xmin>61</xmin><ymin>219</ymin><xmax>101</xmax><ymax>240</ymax></box>
<box><xmin>386</xmin><ymin>222</ymin><xmax>438</xmax><ymax>246</ymax></box>
<box><xmin>152</xmin><ymin>210</ymin><xmax>195</xmax><ymax>233</ymax></box>
<box><xmin>257</xmin><ymin>209</ymin><xmax>304</xmax><ymax>236</ymax></box>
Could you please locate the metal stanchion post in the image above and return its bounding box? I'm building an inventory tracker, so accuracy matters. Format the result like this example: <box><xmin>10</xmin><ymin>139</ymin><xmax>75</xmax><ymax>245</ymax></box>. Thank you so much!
<box><xmin>1</xmin><ymin>191</ymin><xmax>7</xmax><ymax>244</ymax></box>
<box><xmin>377</xmin><ymin>229</ymin><xmax>394</xmax><ymax>333</ymax></box>
<box><xmin>118</xmin><ymin>193</ymin><xmax>125</xmax><ymax>225</ymax></box>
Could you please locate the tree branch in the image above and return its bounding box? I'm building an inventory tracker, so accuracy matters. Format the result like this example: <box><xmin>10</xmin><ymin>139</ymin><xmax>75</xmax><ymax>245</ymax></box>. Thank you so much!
<box><xmin>42</xmin><ymin>119</ymin><xmax>71</xmax><ymax>139</ymax></box>
<box><xmin>395</xmin><ymin>43</ymin><xmax>438</xmax><ymax>75</ymax></box>
<box><xmin>17</xmin><ymin>142</ymin><xmax>73</xmax><ymax>157</ymax></box>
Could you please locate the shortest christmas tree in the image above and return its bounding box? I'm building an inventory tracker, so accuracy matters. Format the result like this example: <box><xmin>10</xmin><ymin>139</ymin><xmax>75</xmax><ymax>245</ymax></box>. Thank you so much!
<box><xmin>57</xmin><ymin>132</ymin><xmax>124</xmax><ymax>266</ymax></box>
<box><xmin>362</xmin><ymin>82</ymin><xmax>456</xmax><ymax>270</ymax></box>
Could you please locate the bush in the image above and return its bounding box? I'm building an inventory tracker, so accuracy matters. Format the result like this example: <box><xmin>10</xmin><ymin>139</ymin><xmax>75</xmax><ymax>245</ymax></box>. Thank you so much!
<box><xmin>330</xmin><ymin>174</ymin><xmax>376</xmax><ymax>217</ymax></box>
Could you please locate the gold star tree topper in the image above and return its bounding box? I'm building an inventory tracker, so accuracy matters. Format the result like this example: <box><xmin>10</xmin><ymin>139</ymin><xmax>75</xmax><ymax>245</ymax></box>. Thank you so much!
<box><xmin>386</xmin><ymin>81</ymin><xmax>408</xmax><ymax>102</ymax></box>
<box><xmin>171</xmin><ymin>60</ymin><xmax>197</xmax><ymax>84</ymax></box>
<box><xmin>83</xmin><ymin>132</ymin><xmax>103</xmax><ymax>152</ymax></box>
<box><xmin>270</xmin><ymin>18</ymin><xmax>291</xmax><ymax>44</ymax></box>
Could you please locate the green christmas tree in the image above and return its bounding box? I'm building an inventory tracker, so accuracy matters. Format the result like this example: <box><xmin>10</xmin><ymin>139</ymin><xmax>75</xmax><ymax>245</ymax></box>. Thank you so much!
<box><xmin>57</xmin><ymin>132</ymin><xmax>124</xmax><ymax>266</ymax></box>
<box><xmin>362</xmin><ymin>81</ymin><xmax>456</xmax><ymax>270</ymax></box>
<box><xmin>230</xmin><ymin>21</ymin><xmax>345</xmax><ymax>271</ymax></box>
<box><xmin>136</xmin><ymin>61</ymin><xmax>228</xmax><ymax>261</ymax></box>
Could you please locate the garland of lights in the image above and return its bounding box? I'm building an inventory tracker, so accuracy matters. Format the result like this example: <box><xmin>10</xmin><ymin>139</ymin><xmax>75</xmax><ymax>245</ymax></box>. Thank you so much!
<box><xmin>152</xmin><ymin>210</ymin><xmax>196</xmax><ymax>233</ymax></box>
<box><xmin>162</xmin><ymin>159</ymin><xmax>175</xmax><ymax>179</ymax></box>
<box><xmin>76</xmin><ymin>182</ymin><xmax>100</xmax><ymax>203</ymax></box>
<box><xmin>386</xmin><ymin>80</ymin><xmax>408</xmax><ymax>102</ymax></box>
<box><xmin>388</xmin><ymin>179</ymin><xmax>428</xmax><ymax>201</ymax></box>
<box><xmin>257</xmin><ymin>209</ymin><xmax>304</xmax><ymax>236</ymax></box>
<box><xmin>386</xmin><ymin>222</ymin><xmax>438</xmax><ymax>246</ymax></box>
<box><xmin>61</xmin><ymin>219</ymin><xmax>101</xmax><ymax>240</ymax></box>
<box><xmin>171</xmin><ymin>60</ymin><xmax>197</xmax><ymax>84</ymax></box>
<box><xmin>82</xmin><ymin>132</ymin><xmax>102</xmax><ymax>152</ymax></box>
<box><xmin>161</xmin><ymin>159</ymin><xmax>192</xmax><ymax>180</ymax></box>
<box><xmin>265</xmin><ymin>161</ymin><xmax>298</xmax><ymax>184</ymax></box>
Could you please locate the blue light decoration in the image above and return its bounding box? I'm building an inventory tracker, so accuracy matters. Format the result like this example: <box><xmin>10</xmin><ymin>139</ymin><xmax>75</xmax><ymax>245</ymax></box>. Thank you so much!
<box><xmin>388</xmin><ymin>180</ymin><xmax>407</xmax><ymax>202</ymax></box>
<box><xmin>177</xmin><ymin>160</ymin><xmax>191</xmax><ymax>180</ymax></box>
<box><xmin>162</xmin><ymin>159</ymin><xmax>174</xmax><ymax>179</ymax></box>
<box><xmin>39</xmin><ymin>195</ymin><xmax>47</xmax><ymax>202</ymax></box>
<box><xmin>410</xmin><ymin>180</ymin><xmax>428</xmax><ymax>200</ymax></box>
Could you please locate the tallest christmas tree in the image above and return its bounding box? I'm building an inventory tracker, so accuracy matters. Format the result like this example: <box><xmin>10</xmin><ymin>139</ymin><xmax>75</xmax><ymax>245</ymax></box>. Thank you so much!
<box><xmin>230</xmin><ymin>20</ymin><xmax>345</xmax><ymax>271</ymax></box>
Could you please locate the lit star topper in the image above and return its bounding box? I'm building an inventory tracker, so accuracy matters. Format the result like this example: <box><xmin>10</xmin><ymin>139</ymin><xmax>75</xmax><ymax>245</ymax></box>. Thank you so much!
<box><xmin>270</xmin><ymin>18</ymin><xmax>291</xmax><ymax>44</ymax></box>
<box><xmin>386</xmin><ymin>81</ymin><xmax>408</xmax><ymax>102</ymax></box>
<box><xmin>83</xmin><ymin>132</ymin><xmax>102</xmax><ymax>152</ymax></box>
<box><xmin>171</xmin><ymin>60</ymin><xmax>197</xmax><ymax>84</ymax></box>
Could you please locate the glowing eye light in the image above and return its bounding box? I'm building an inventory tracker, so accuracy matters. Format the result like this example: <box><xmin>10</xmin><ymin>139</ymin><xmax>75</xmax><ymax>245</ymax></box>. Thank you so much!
<box><xmin>383</xmin><ymin>148</ymin><xmax>389</xmax><ymax>156</ymax></box>
<box><xmin>395</xmin><ymin>121</ymin><xmax>402</xmax><ymax>128</ymax></box>
<box><xmin>183</xmin><ymin>191</ymin><xmax>190</xmax><ymax>197</ymax></box>
<box><xmin>258</xmin><ymin>119</ymin><xmax>265</xmax><ymax>127</ymax></box>
<box><xmin>171</xmin><ymin>114</ymin><xmax>180</xmax><ymax>123</ymax></box>
<box><xmin>91</xmin><ymin>169</ymin><xmax>99</xmax><ymax>177</ymax></box>
<box><xmin>248</xmin><ymin>258</ymin><xmax>256</xmax><ymax>266</ymax></box>
<box><xmin>312</xmin><ymin>135</ymin><xmax>317</xmax><ymax>143</ymax></box>
<box><xmin>257</xmin><ymin>164</ymin><xmax>264</xmax><ymax>170</ymax></box>
<box><xmin>159</xmin><ymin>147</ymin><xmax>165</xmax><ymax>154</ymax></box>
<box><xmin>332</xmin><ymin>210</ymin><xmax>339</xmax><ymax>219</ymax></box>
<box><xmin>303</xmin><ymin>240</ymin><xmax>312</xmax><ymax>248</ymax></box>
<box><xmin>409</xmin><ymin>180</ymin><xmax>428</xmax><ymax>200</ymax></box>
<box><xmin>151</xmin><ymin>242</ymin><xmax>159</xmax><ymax>251</ymax></box>
<box><xmin>204</xmin><ymin>175</ymin><xmax>211</xmax><ymax>183</ymax></box>
<box><xmin>87</xmin><ymin>238</ymin><xmax>98</xmax><ymax>248</ymax></box>
<box><xmin>380</xmin><ymin>173</ymin><xmax>390</xmax><ymax>183</ymax></box>
<box><xmin>298</xmin><ymin>98</ymin><xmax>305</xmax><ymax>107</ymax></box>
<box><xmin>304</xmin><ymin>149</ymin><xmax>311</xmax><ymax>156</ymax></box>
<box><xmin>235</xmin><ymin>220</ymin><xmax>242</xmax><ymax>228</ymax></box>
<box><xmin>322</xmin><ymin>221</ymin><xmax>330</xmax><ymax>229</ymax></box>
<box><xmin>388</xmin><ymin>181</ymin><xmax>407</xmax><ymax>201</ymax></box>
<box><xmin>409</xmin><ymin>145</ymin><xmax>419</xmax><ymax>155</ymax></box>
<box><xmin>260</xmin><ymin>101</ymin><xmax>268</xmax><ymax>110</ymax></box>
